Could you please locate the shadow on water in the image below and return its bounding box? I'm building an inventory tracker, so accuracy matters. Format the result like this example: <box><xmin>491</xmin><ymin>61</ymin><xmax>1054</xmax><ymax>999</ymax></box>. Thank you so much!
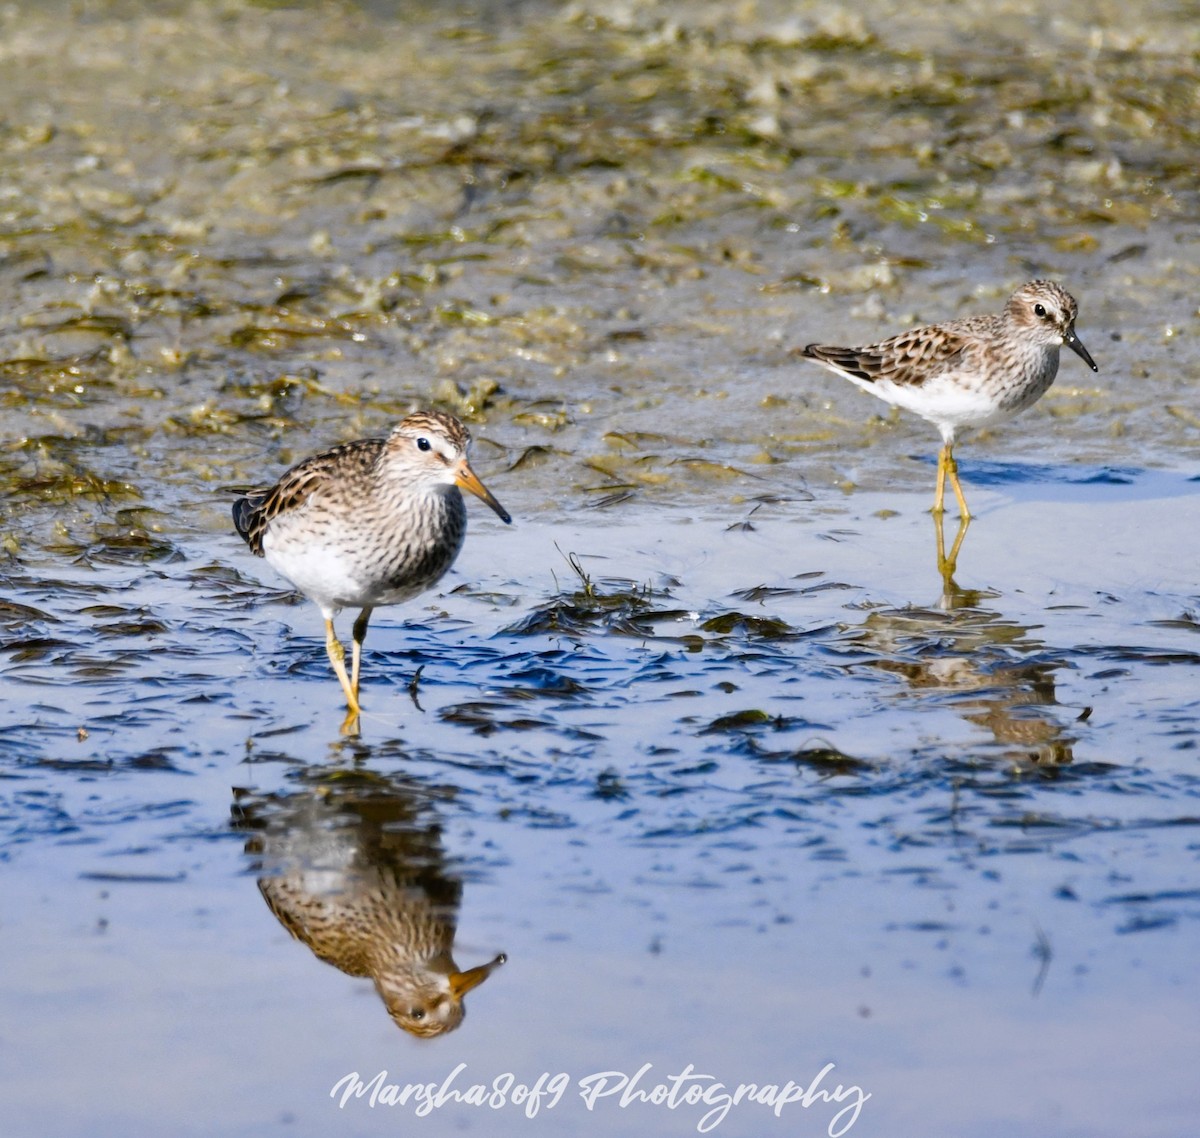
<box><xmin>231</xmin><ymin>767</ymin><xmax>505</xmax><ymax>1037</ymax></box>
<box><xmin>935</xmin><ymin>461</ymin><xmax>1200</xmax><ymax>509</ymax></box>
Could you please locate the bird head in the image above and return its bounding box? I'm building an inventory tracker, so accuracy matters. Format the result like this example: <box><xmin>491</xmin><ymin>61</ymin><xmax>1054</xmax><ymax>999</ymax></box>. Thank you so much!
<box><xmin>1008</xmin><ymin>281</ymin><xmax>1098</xmax><ymax>371</ymax></box>
<box><xmin>387</xmin><ymin>410</ymin><xmax>512</xmax><ymax>523</ymax></box>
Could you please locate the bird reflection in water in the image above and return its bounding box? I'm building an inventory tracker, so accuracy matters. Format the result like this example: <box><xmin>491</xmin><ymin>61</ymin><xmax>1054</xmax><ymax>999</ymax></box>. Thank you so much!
<box><xmin>232</xmin><ymin>773</ymin><xmax>504</xmax><ymax>1036</ymax></box>
<box><xmin>847</xmin><ymin>518</ymin><xmax>1078</xmax><ymax>767</ymax></box>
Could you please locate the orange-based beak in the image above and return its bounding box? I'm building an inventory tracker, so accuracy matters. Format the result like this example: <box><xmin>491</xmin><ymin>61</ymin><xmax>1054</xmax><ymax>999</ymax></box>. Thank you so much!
<box><xmin>454</xmin><ymin>459</ymin><xmax>511</xmax><ymax>524</ymax></box>
<box><xmin>448</xmin><ymin>952</ymin><xmax>507</xmax><ymax>999</ymax></box>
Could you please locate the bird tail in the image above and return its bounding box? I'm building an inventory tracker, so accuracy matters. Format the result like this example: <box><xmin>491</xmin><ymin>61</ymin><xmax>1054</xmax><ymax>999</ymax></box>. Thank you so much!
<box><xmin>232</xmin><ymin>492</ymin><xmax>267</xmax><ymax>549</ymax></box>
<box><xmin>802</xmin><ymin>344</ymin><xmax>875</xmax><ymax>383</ymax></box>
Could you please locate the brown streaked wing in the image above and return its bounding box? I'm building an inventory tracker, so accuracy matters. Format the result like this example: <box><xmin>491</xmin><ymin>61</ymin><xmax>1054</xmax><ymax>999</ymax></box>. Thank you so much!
<box><xmin>240</xmin><ymin>438</ymin><xmax>385</xmax><ymax>555</ymax></box>
<box><xmin>806</xmin><ymin>324</ymin><xmax>977</xmax><ymax>389</ymax></box>
<box><xmin>802</xmin><ymin>343</ymin><xmax>876</xmax><ymax>382</ymax></box>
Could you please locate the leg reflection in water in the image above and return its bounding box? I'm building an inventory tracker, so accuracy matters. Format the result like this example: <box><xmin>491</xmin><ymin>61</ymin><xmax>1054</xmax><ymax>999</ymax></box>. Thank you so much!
<box><xmin>846</xmin><ymin>526</ymin><xmax>1079</xmax><ymax>768</ymax></box>
<box><xmin>935</xmin><ymin>513</ymin><xmax>972</xmax><ymax>608</ymax></box>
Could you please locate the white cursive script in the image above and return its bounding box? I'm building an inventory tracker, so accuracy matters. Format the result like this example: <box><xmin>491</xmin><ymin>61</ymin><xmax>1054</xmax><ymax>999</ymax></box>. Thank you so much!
<box><xmin>576</xmin><ymin>1062</ymin><xmax>868</xmax><ymax>1135</ymax></box>
<box><xmin>330</xmin><ymin>1061</ymin><xmax>869</xmax><ymax>1134</ymax></box>
<box><xmin>330</xmin><ymin>1065</ymin><xmax>570</xmax><ymax>1118</ymax></box>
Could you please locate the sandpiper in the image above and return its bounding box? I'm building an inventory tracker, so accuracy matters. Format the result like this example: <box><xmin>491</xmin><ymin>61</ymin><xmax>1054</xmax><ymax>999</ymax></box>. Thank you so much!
<box><xmin>233</xmin><ymin>410</ymin><xmax>511</xmax><ymax>723</ymax></box>
<box><xmin>801</xmin><ymin>281</ymin><xmax>1098</xmax><ymax>517</ymax></box>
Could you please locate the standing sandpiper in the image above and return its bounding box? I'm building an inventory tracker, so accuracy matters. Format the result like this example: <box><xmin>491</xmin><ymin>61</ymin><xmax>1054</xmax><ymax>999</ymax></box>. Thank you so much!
<box><xmin>233</xmin><ymin>410</ymin><xmax>511</xmax><ymax>725</ymax></box>
<box><xmin>801</xmin><ymin>281</ymin><xmax>1098</xmax><ymax>517</ymax></box>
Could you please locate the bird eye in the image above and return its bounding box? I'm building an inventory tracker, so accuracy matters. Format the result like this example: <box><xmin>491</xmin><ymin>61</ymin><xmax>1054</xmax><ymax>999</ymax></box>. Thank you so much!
<box><xmin>410</xmin><ymin>1008</ymin><xmax>426</xmax><ymax>1020</ymax></box>
<box><xmin>1034</xmin><ymin>303</ymin><xmax>1048</xmax><ymax>318</ymax></box>
<box><xmin>416</xmin><ymin>437</ymin><xmax>432</xmax><ymax>452</ymax></box>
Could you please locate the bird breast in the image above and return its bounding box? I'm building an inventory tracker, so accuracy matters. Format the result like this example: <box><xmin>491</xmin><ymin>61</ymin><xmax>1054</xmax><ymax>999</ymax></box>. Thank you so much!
<box><xmin>263</xmin><ymin>483</ymin><xmax>468</xmax><ymax>612</ymax></box>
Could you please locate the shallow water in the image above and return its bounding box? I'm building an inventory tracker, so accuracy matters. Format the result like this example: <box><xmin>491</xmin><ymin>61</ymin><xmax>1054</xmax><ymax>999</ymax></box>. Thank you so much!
<box><xmin>2</xmin><ymin>2</ymin><xmax>1199</xmax><ymax>1137</ymax></box>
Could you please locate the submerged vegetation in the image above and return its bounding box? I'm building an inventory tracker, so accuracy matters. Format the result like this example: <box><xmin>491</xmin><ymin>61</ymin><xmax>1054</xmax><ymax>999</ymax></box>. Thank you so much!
<box><xmin>1</xmin><ymin>0</ymin><xmax>1198</xmax><ymax>558</ymax></box>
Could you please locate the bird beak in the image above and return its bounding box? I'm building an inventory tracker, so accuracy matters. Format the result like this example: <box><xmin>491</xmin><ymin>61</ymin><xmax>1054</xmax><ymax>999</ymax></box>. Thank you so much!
<box><xmin>448</xmin><ymin>952</ymin><xmax>507</xmax><ymax>999</ymax></box>
<box><xmin>454</xmin><ymin>460</ymin><xmax>512</xmax><ymax>524</ymax></box>
<box><xmin>1065</xmin><ymin>328</ymin><xmax>1098</xmax><ymax>372</ymax></box>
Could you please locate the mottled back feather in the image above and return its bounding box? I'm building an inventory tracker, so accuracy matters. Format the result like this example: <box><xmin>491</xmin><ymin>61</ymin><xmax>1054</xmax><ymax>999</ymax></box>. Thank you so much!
<box><xmin>803</xmin><ymin>319</ymin><xmax>991</xmax><ymax>389</ymax></box>
<box><xmin>232</xmin><ymin>439</ymin><xmax>386</xmax><ymax>556</ymax></box>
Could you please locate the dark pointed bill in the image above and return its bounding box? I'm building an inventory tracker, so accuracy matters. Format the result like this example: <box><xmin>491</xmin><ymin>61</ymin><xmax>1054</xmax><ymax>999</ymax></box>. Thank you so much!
<box><xmin>1065</xmin><ymin>329</ymin><xmax>1098</xmax><ymax>372</ymax></box>
<box><xmin>455</xmin><ymin>461</ymin><xmax>512</xmax><ymax>524</ymax></box>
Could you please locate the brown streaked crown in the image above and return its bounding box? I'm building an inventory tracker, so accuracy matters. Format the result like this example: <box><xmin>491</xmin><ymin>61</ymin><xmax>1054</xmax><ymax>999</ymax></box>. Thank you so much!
<box><xmin>387</xmin><ymin>409</ymin><xmax>471</xmax><ymax>452</ymax></box>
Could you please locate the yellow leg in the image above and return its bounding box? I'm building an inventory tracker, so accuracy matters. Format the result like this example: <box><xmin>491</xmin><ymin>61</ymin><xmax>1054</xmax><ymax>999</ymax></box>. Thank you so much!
<box><xmin>944</xmin><ymin>446</ymin><xmax>971</xmax><ymax>520</ymax></box>
<box><xmin>324</xmin><ymin>618</ymin><xmax>361</xmax><ymax>715</ymax></box>
<box><xmin>933</xmin><ymin>445</ymin><xmax>949</xmax><ymax>516</ymax></box>
<box><xmin>350</xmin><ymin>607</ymin><xmax>373</xmax><ymax>699</ymax></box>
